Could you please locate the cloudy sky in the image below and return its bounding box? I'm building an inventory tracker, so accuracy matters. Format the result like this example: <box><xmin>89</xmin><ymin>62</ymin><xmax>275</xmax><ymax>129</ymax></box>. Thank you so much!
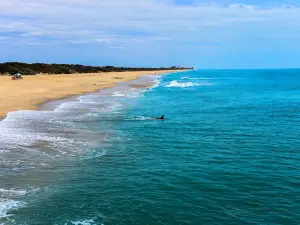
<box><xmin>1</xmin><ymin>0</ymin><xmax>300</xmax><ymax>68</ymax></box>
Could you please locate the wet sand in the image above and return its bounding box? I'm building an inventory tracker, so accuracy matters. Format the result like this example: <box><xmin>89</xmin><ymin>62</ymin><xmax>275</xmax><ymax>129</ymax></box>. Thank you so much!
<box><xmin>0</xmin><ymin>70</ymin><xmax>178</xmax><ymax>118</ymax></box>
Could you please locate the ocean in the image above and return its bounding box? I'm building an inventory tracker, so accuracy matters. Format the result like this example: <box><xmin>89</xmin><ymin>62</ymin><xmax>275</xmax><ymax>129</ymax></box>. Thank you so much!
<box><xmin>0</xmin><ymin>69</ymin><xmax>300</xmax><ymax>225</ymax></box>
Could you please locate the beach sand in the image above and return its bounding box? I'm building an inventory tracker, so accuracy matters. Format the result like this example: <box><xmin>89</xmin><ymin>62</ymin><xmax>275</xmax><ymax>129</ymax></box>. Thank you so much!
<box><xmin>0</xmin><ymin>70</ymin><xmax>178</xmax><ymax>118</ymax></box>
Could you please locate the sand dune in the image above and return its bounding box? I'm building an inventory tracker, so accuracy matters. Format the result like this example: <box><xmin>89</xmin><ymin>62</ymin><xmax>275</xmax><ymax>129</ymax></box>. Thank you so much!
<box><xmin>0</xmin><ymin>70</ymin><xmax>177</xmax><ymax>118</ymax></box>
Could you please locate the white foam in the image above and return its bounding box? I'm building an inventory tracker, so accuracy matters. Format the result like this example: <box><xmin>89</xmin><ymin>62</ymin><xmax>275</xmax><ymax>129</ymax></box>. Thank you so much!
<box><xmin>148</xmin><ymin>78</ymin><xmax>161</xmax><ymax>90</ymax></box>
<box><xmin>78</xmin><ymin>95</ymin><xmax>98</xmax><ymax>103</ymax></box>
<box><xmin>71</xmin><ymin>219</ymin><xmax>99</xmax><ymax>225</ymax></box>
<box><xmin>0</xmin><ymin>199</ymin><xmax>25</xmax><ymax>220</ymax></box>
<box><xmin>112</xmin><ymin>89</ymin><xmax>143</xmax><ymax>99</ymax></box>
<box><xmin>126</xmin><ymin>116</ymin><xmax>152</xmax><ymax>121</ymax></box>
<box><xmin>112</xmin><ymin>92</ymin><xmax>126</xmax><ymax>97</ymax></box>
<box><xmin>0</xmin><ymin>189</ymin><xmax>27</xmax><ymax>196</ymax></box>
<box><xmin>127</xmin><ymin>91</ymin><xmax>142</xmax><ymax>98</ymax></box>
<box><xmin>0</xmin><ymin>108</ymin><xmax>102</xmax><ymax>164</ymax></box>
<box><xmin>0</xmin><ymin>110</ymin><xmax>65</xmax><ymax>149</ymax></box>
<box><xmin>181</xmin><ymin>76</ymin><xmax>189</xmax><ymax>79</ymax></box>
<box><xmin>165</xmin><ymin>80</ymin><xmax>214</xmax><ymax>88</ymax></box>
<box><xmin>85</xmin><ymin>149</ymin><xmax>106</xmax><ymax>159</ymax></box>
<box><xmin>54</xmin><ymin>101</ymin><xmax>84</xmax><ymax>112</ymax></box>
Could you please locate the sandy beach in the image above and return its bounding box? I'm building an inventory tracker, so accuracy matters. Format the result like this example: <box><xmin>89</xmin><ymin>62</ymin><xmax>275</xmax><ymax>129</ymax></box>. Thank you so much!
<box><xmin>0</xmin><ymin>70</ymin><xmax>178</xmax><ymax>118</ymax></box>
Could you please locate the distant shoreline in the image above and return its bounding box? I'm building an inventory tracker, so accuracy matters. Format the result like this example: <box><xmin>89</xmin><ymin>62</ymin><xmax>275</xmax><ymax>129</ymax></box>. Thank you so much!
<box><xmin>0</xmin><ymin>70</ymin><xmax>187</xmax><ymax>119</ymax></box>
<box><xmin>0</xmin><ymin>62</ymin><xmax>193</xmax><ymax>75</ymax></box>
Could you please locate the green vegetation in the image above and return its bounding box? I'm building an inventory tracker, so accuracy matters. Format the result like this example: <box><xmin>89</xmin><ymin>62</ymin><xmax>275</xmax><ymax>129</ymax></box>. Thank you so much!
<box><xmin>0</xmin><ymin>62</ymin><xmax>192</xmax><ymax>75</ymax></box>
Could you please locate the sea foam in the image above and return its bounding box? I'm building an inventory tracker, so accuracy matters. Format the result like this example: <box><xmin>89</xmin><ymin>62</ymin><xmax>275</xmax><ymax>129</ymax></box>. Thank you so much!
<box><xmin>126</xmin><ymin>116</ymin><xmax>152</xmax><ymax>121</ymax></box>
<box><xmin>112</xmin><ymin>92</ymin><xmax>126</xmax><ymax>97</ymax></box>
<box><xmin>0</xmin><ymin>189</ymin><xmax>27</xmax><ymax>196</ymax></box>
<box><xmin>0</xmin><ymin>199</ymin><xmax>25</xmax><ymax>221</ymax></box>
<box><xmin>71</xmin><ymin>219</ymin><xmax>100</xmax><ymax>225</ymax></box>
<box><xmin>166</xmin><ymin>80</ymin><xmax>213</xmax><ymax>88</ymax></box>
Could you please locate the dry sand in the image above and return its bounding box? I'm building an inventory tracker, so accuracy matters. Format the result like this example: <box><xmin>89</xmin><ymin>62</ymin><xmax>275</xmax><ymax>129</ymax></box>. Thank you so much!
<box><xmin>0</xmin><ymin>70</ymin><xmax>178</xmax><ymax>118</ymax></box>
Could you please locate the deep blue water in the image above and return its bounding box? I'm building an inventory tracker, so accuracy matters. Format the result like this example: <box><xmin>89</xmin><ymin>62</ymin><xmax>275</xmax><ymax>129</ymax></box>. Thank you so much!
<box><xmin>1</xmin><ymin>69</ymin><xmax>300</xmax><ymax>225</ymax></box>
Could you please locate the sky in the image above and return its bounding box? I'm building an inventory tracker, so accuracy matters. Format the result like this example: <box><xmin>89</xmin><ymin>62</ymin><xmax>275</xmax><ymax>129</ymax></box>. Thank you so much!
<box><xmin>1</xmin><ymin>0</ymin><xmax>300</xmax><ymax>68</ymax></box>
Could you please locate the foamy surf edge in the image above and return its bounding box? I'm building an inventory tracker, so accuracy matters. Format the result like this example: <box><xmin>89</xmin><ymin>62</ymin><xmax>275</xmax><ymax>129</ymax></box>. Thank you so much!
<box><xmin>71</xmin><ymin>219</ymin><xmax>100</xmax><ymax>225</ymax></box>
<box><xmin>165</xmin><ymin>80</ymin><xmax>214</xmax><ymax>88</ymax></box>
<box><xmin>126</xmin><ymin>116</ymin><xmax>153</xmax><ymax>121</ymax></box>
<box><xmin>0</xmin><ymin>199</ymin><xmax>26</xmax><ymax>221</ymax></box>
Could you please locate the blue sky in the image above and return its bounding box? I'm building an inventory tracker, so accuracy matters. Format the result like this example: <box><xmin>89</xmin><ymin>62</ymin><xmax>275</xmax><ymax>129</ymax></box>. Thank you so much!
<box><xmin>1</xmin><ymin>0</ymin><xmax>300</xmax><ymax>68</ymax></box>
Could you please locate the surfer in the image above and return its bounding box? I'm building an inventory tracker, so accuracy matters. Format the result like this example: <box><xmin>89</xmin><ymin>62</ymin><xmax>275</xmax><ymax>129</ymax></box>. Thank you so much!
<box><xmin>156</xmin><ymin>115</ymin><xmax>165</xmax><ymax>120</ymax></box>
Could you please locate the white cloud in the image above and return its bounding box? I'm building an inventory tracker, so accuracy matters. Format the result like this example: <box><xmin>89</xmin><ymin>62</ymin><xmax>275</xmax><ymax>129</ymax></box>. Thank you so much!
<box><xmin>2</xmin><ymin>2</ymin><xmax>300</xmax><ymax>28</ymax></box>
<box><xmin>1</xmin><ymin>0</ymin><xmax>300</xmax><ymax>55</ymax></box>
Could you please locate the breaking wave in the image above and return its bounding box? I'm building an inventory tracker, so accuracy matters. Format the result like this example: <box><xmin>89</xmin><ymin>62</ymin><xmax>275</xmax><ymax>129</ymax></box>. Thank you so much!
<box><xmin>165</xmin><ymin>80</ymin><xmax>214</xmax><ymax>88</ymax></box>
<box><xmin>112</xmin><ymin>92</ymin><xmax>126</xmax><ymax>97</ymax></box>
<box><xmin>125</xmin><ymin>116</ymin><xmax>153</xmax><ymax>121</ymax></box>
<box><xmin>71</xmin><ymin>219</ymin><xmax>99</xmax><ymax>225</ymax></box>
<box><xmin>0</xmin><ymin>199</ymin><xmax>25</xmax><ymax>222</ymax></box>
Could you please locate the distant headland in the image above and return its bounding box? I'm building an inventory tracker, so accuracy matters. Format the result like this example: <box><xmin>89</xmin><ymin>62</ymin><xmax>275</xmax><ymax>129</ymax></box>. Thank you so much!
<box><xmin>0</xmin><ymin>62</ymin><xmax>193</xmax><ymax>75</ymax></box>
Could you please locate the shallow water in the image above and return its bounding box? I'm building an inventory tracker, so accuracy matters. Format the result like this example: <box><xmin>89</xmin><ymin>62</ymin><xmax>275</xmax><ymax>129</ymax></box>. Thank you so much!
<box><xmin>0</xmin><ymin>70</ymin><xmax>300</xmax><ymax>225</ymax></box>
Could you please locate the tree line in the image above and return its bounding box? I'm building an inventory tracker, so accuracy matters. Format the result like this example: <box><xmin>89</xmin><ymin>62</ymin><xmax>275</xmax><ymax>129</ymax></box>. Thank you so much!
<box><xmin>0</xmin><ymin>62</ymin><xmax>192</xmax><ymax>75</ymax></box>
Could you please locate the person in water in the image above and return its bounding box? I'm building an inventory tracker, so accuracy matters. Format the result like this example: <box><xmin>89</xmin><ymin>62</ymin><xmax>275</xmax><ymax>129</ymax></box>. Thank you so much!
<box><xmin>156</xmin><ymin>115</ymin><xmax>165</xmax><ymax>120</ymax></box>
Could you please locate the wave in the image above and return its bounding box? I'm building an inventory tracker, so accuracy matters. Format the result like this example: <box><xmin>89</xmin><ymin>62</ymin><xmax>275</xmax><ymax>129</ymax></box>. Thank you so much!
<box><xmin>148</xmin><ymin>78</ymin><xmax>161</xmax><ymax>90</ymax></box>
<box><xmin>0</xmin><ymin>189</ymin><xmax>27</xmax><ymax>196</ymax></box>
<box><xmin>0</xmin><ymin>108</ymin><xmax>111</xmax><ymax>178</ymax></box>
<box><xmin>111</xmin><ymin>90</ymin><xmax>143</xmax><ymax>99</ymax></box>
<box><xmin>165</xmin><ymin>80</ymin><xmax>214</xmax><ymax>88</ymax></box>
<box><xmin>0</xmin><ymin>199</ymin><xmax>25</xmax><ymax>221</ymax></box>
<box><xmin>125</xmin><ymin>116</ymin><xmax>153</xmax><ymax>121</ymax></box>
<box><xmin>85</xmin><ymin>149</ymin><xmax>106</xmax><ymax>160</ymax></box>
<box><xmin>112</xmin><ymin>92</ymin><xmax>126</xmax><ymax>97</ymax></box>
<box><xmin>71</xmin><ymin>219</ymin><xmax>99</xmax><ymax>225</ymax></box>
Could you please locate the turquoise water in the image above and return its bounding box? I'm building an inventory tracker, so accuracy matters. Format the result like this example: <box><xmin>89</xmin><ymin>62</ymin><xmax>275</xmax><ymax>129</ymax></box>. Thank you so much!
<box><xmin>1</xmin><ymin>69</ymin><xmax>300</xmax><ymax>224</ymax></box>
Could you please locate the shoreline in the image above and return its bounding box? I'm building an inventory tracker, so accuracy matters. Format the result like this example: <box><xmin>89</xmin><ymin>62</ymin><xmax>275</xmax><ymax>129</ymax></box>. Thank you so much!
<box><xmin>0</xmin><ymin>70</ymin><xmax>184</xmax><ymax>120</ymax></box>
<box><xmin>38</xmin><ymin>74</ymin><xmax>162</xmax><ymax>112</ymax></box>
